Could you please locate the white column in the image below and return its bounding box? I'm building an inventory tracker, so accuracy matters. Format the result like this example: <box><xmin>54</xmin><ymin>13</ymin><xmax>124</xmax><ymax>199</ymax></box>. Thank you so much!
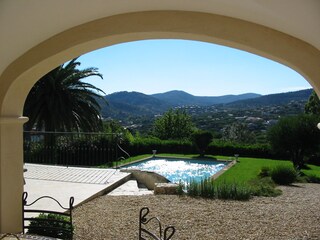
<box><xmin>0</xmin><ymin>116</ymin><xmax>28</xmax><ymax>233</ymax></box>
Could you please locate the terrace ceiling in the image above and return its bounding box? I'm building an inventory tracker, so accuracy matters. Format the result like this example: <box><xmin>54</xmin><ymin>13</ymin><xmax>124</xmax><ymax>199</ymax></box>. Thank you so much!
<box><xmin>1</xmin><ymin>0</ymin><xmax>320</xmax><ymax>76</ymax></box>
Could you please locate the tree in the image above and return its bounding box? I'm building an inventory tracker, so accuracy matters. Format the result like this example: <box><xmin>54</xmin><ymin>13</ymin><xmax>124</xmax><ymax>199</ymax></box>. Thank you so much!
<box><xmin>268</xmin><ymin>114</ymin><xmax>320</xmax><ymax>170</ymax></box>
<box><xmin>222</xmin><ymin>123</ymin><xmax>255</xmax><ymax>144</ymax></box>
<box><xmin>24</xmin><ymin>58</ymin><xmax>106</xmax><ymax>132</ymax></box>
<box><xmin>153</xmin><ymin>109</ymin><xmax>194</xmax><ymax>140</ymax></box>
<box><xmin>103</xmin><ymin>120</ymin><xmax>134</xmax><ymax>144</ymax></box>
<box><xmin>191</xmin><ymin>131</ymin><xmax>213</xmax><ymax>157</ymax></box>
<box><xmin>305</xmin><ymin>90</ymin><xmax>320</xmax><ymax>115</ymax></box>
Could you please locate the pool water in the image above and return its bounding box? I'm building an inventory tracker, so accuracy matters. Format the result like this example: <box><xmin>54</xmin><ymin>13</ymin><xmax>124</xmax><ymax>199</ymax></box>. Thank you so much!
<box><xmin>121</xmin><ymin>157</ymin><xmax>227</xmax><ymax>184</ymax></box>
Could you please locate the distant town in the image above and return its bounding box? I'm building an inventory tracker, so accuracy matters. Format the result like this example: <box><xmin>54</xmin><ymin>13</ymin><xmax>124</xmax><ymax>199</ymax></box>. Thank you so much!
<box><xmin>100</xmin><ymin>89</ymin><xmax>311</xmax><ymax>143</ymax></box>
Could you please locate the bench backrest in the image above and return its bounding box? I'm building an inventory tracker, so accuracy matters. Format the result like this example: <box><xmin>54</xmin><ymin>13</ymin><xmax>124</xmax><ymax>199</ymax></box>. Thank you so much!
<box><xmin>22</xmin><ymin>192</ymin><xmax>74</xmax><ymax>239</ymax></box>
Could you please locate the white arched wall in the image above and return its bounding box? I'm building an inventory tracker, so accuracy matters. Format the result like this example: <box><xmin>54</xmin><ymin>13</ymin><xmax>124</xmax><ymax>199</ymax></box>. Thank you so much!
<box><xmin>1</xmin><ymin>11</ymin><xmax>320</xmax><ymax>233</ymax></box>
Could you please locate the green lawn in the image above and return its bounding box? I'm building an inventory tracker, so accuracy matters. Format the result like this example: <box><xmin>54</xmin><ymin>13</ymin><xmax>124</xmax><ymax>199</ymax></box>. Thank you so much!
<box><xmin>301</xmin><ymin>164</ymin><xmax>320</xmax><ymax>177</ymax></box>
<box><xmin>215</xmin><ymin>156</ymin><xmax>292</xmax><ymax>183</ymax></box>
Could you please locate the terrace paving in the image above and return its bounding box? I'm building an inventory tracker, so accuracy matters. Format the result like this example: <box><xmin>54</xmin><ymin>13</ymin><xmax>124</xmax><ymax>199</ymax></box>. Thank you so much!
<box><xmin>24</xmin><ymin>164</ymin><xmax>131</xmax><ymax>212</ymax></box>
<box><xmin>25</xmin><ymin>164</ymin><xmax>120</xmax><ymax>184</ymax></box>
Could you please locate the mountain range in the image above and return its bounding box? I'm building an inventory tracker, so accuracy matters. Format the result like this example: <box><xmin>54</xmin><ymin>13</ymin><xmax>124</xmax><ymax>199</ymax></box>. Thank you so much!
<box><xmin>100</xmin><ymin>89</ymin><xmax>313</xmax><ymax>118</ymax></box>
<box><xmin>225</xmin><ymin>89</ymin><xmax>313</xmax><ymax>108</ymax></box>
<box><xmin>151</xmin><ymin>90</ymin><xmax>260</xmax><ymax>106</ymax></box>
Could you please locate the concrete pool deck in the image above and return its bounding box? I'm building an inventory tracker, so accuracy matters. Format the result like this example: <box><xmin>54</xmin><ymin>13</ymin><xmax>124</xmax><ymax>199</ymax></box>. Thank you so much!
<box><xmin>23</xmin><ymin>158</ymin><xmax>235</xmax><ymax>212</ymax></box>
<box><xmin>24</xmin><ymin>164</ymin><xmax>132</xmax><ymax>212</ymax></box>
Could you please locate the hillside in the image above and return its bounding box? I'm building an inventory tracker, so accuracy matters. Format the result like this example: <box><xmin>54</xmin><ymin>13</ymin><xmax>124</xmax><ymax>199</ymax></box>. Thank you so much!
<box><xmin>152</xmin><ymin>90</ymin><xmax>261</xmax><ymax>106</ymax></box>
<box><xmin>226</xmin><ymin>89</ymin><xmax>313</xmax><ymax>108</ymax></box>
<box><xmin>100</xmin><ymin>90</ymin><xmax>262</xmax><ymax>118</ymax></box>
<box><xmin>99</xmin><ymin>89</ymin><xmax>313</xmax><ymax>120</ymax></box>
<box><xmin>100</xmin><ymin>91</ymin><xmax>170</xmax><ymax>118</ymax></box>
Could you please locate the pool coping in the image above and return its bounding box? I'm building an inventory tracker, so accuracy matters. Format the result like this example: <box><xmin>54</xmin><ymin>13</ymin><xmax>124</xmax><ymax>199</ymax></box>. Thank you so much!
<box><xmin>211</xmin><ymin>160</ymin><xmax>237</xmax><ymax>180</ymax></box>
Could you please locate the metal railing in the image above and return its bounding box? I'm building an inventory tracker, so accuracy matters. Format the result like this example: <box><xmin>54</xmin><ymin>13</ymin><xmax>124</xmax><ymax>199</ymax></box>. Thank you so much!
<box><xmin>139</xmin><ymin>207</ymin><xmax>175</xmax><ymax>240</ymax></box>
<box><xmin>24</xmin><ymin>131</ymin><xmax>126</xmax><ymax>167</ymax></box>
<box><xmin>22</xmin><ymin>192</ymin><xmax>74</xmax><ymax>239</ymax></box>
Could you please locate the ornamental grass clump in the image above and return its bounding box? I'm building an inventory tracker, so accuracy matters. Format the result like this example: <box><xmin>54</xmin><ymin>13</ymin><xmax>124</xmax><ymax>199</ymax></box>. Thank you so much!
<box><xmin>271</xmin><ymin>165</ymin><xmax>297</xmax><ymax>185</ymax></box>
<box><xmin>199</xmin><ymin>178</ymin><xmax>216</xmax><ymax>198</ymax></box>
<box><xmin>187</xmin><ymin>179</ymin><xmax>200</xmax><ymax>197</ymax></box>
<box><xmin>215</xmin><ymin>181</ymin><xmax>252</xmax><ymax>201</ymax></box>
<box><xmin>186</xmin><ymin>178</ymin><xmax>252</xmax><ymax>201</ymax></box>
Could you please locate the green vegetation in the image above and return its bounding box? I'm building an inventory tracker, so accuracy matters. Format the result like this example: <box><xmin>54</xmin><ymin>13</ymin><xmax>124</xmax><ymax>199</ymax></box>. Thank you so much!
<box><xmin>304</xmin><ymin>174</ymin><xmax>320</xmax><ymax>183</ymax></box>
<box><xmin>153</xmin><ymin>109</ymin><xmax>195</xmax><ymax>140</ymax></box>
<box><xmin>301</xmin><ymin>164</ymin><xmax>320</xmax><ymax>177</ymax></box>
<box><xmin>208</xmin><ymin>141</ymin><xmax>274</xmax><ymax>159</ymax></box>
<box><xmin>215</xmin><ymin>157</ymin><xmax>292</xmax><ymax>183</ymax></box>
<box><xmin>109</xmin><ymin>153</ymin><xmax>319</xmax><ymax>200</ymax></box>
<box><xmin>24</xmin><ymin>58</ymin><xmax>105</xmax><ymax>132</ymax></box>
<box><xmin>222</xmin><ymin>122</ymin><xmax>255</xmax><ymax>144</ymax></box>
<box><xmin>108</xmin><ymin>153</ymin><xmax>320</xmax><ymax>183</ymax></box>
<box><xmin>186</xmin><ymin>178</ymin><xmax>252</xmax><ymax>201</ymax></box>
<box><xmin>215</xmin><ymin>181</ymin><xmax>252</xmax><ymax>200</ymax></box>
<box><xmin>28</xmin><ymin>213</ymin><xmax>73</xmax><ymax>239</ymax></box>
<box><xmin>99</xmin><ymin>154</ymin><xmax>151</xmax><ymax>168</ymax></box>
<box><xmin>191</xmin><ymin>131</ymin><xmax>213</xmax><ymax>157</ymax></box>
<box><xmin>249</xmin><ymin>177</ymin><xmax>282</xmax><ymax>197</ymax></box>
<box><xmin>100</xmin><ymin>89</ymin><xmax>312</xmax><ymax>138</ymax></box>
<box><xmin>300</xmin><ymin>164</ymin><xmax>320</xmax><ymax>183</ymax></box>
<box><xmin>270</xmin><ymin>165</ymin><xmax>298</xmax><ymax>185</ymax></box>
<box><xmin>305</xmin><ymin>90</ymin><xmax>320</xmax><ymax>115</ymax></box>
<box><xmin>268</xmin><ymin>114</ymin><xmax>320</xmax><ymax>169</ymax></box>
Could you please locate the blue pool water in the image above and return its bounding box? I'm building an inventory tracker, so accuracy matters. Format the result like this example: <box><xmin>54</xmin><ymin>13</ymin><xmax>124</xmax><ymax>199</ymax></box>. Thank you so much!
<box><xmin>121</xmin><ymin>157</ymin><xmax>227</xmax><ymax>184</ymax></box>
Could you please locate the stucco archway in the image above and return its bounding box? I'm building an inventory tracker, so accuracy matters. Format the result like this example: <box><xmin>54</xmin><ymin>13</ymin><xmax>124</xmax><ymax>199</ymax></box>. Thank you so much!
<box><xmin>1</xmin><ymin>10</ymin><xmax>320</xmax><ymax>233</ymax></box>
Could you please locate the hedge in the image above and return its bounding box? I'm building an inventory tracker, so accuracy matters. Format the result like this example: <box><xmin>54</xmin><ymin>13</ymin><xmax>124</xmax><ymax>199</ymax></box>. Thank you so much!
<box><xmin>126</xmin><ymin>137</ymin><xmax>195</xmax><ymax>156</ymax></box>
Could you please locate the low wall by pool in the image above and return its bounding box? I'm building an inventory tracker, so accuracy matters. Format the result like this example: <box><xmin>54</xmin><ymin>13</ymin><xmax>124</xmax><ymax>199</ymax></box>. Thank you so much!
<box><xmin>120</xmin><ymin>169</ymin><xmax>170</xmax><ymax>190</ymax></box>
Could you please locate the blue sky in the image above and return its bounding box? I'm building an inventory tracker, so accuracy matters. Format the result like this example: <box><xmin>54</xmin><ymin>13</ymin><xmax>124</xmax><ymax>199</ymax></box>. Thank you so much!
<box><xmin>79</xmin><ymin>39</ymin><xmax>311</xmax><ymax>96</ymax></box>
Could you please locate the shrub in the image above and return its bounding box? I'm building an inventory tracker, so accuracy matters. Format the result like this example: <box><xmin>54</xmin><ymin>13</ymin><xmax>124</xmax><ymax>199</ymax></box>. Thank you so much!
<box><xmin>28</xmin><ymin>213</ymin><xmax>73</xmax><ymax>239</ymax></box>
<box><xmin>250</xmin><ymin>177</ymin><xmax>282</xmax><ymax>197</ymax></box>
<box><xmin>258</xmin><ymin>166</ymin><xmax>271</xmax><ymax>178</ymax></box>
<box><xmin>268</xmin><ymin>114</ymin><xmax>320</xmax><ymax>170</ymax></box>
<box><xmin>271</xmin><ymin>165</ymin><xmax>297</xmax><ymax>185</ymax></box>
<box><xmin>207</xmin><ymin>140</ymin><xmax>280</xmax><ymax>159</ymax></box>
<box><xmin>128</xmin><ymin>137</ymin><xmax>194</xmax><ymax>156</ymax></box>
<box><xmin>191</xmin><ymin>131</ymin><xmax>213</xmax><ymax>157</ymax></box>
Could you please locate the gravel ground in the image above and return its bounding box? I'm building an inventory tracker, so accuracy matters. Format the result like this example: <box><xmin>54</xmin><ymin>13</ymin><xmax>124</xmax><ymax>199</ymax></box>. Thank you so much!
<box><xmin>73</xmin><ymin>183</ymin><xmax>320</xmax><ymax>240</ymax></box>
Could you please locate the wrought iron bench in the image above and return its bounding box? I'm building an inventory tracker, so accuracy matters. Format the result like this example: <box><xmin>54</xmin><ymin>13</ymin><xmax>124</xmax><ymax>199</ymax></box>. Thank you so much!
<box><xmin>22</xmin><ymin>192</ymin><xmax>74</xmax><ymax>240</ymax></box>
<box><xmin>139</xmin><ymin>207</ymin><xmax>175</xmax><ymax>240</ymax></box>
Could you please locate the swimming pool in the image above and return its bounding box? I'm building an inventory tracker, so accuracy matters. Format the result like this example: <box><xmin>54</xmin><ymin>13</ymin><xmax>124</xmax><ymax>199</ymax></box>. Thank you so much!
<box><xmin>121</xmin><ymin>157</ymin><xmax>227</xmax><ymax>184</ymax></box>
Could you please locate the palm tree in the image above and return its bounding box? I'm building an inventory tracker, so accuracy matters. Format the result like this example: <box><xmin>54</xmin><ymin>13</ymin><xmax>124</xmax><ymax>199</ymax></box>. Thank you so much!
<box><xmin>24</xmin><ymin>58</ymin><xmax>106</xmax><ymax>132</ymax></box>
